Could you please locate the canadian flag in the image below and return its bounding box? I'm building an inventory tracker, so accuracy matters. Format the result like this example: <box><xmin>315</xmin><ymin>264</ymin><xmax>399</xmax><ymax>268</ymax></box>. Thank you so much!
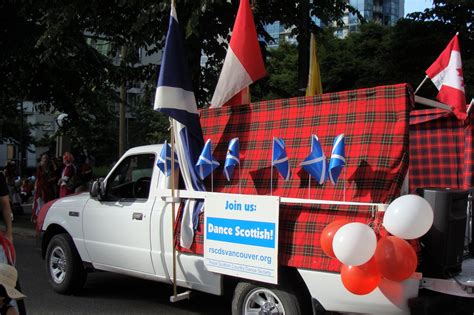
<box><xmin>426</xmin><ymin>34</ymin><xmax>467</xmax><ymax>120</ymax></box>
<box><xmin>210</xmin><ymin>0</ymin><xmax>266</xmax><ymax>108</ymax></box>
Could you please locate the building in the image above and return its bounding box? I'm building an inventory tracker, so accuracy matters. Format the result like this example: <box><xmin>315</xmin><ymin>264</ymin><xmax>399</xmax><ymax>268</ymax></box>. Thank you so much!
<box><xmin>263</xmin><ymin>0</ymin><xmax>405</xmax><ymax>45</ymax></box>
<box><xmin>0</xmin><ymin>37</ymin><xmax>162</xmax><ymax>175</ymax></box>
<box><xmin>0</xmin><ymin>101</ymin><xmax>57</xmax><ymax>173</ymax></box>
<box><xmin>336</xmin><ymin>0</ymin><xmax>405</xmax><ymax>38</ymax></box>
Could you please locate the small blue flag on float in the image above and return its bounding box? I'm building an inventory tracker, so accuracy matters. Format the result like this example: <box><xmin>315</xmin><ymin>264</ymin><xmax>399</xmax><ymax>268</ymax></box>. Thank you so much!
<box><xmin>195</xmin><ymin>139</ymin><xmax>220</xmax><ymax>180</ymax></box>
<box><xmin>328</xmin><ymin>134</ymin><xmax>346</xmax><ymax>185</ymax></box>
<box><xmin>156</xmin><ymin>140</ymin><xmax>179</xmax><ymax>176</ymax></box>
<box><xmin>301</xmin><ymin>135</ymin><xmax>327</xmax><ymax>184</ymax></box>
<box><xmin>224</xmin><ymin>138</ymin><xmax>240</xmax><ymax>181</ymax></box>
<box><xmin>272</xmin><ymin>137</ymin><xmax>291</xmax><ymax>181</ymax></box>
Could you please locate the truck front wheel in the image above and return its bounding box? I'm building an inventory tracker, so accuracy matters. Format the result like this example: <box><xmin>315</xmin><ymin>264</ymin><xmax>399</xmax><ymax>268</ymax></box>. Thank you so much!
<box><xmin>46</xmin><ymin>233</ymin><xmax>87</xmax><ymax>294</ymax></box>
<box><xmin>232</xmin><ymin>281</ymin><xmax>302</xmax><ymax>315</ymax></box>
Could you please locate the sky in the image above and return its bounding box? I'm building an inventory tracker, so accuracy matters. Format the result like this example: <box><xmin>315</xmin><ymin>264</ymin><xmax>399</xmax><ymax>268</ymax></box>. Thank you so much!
<box><xmin>405</xmin><ymin>0</ymin><xmax>434</xmax><ymax>16</ymax></box>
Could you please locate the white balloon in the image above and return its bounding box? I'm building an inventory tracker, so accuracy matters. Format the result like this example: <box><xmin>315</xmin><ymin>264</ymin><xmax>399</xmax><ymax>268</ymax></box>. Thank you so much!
<box><xmin>332</xmin><ymin>222</ymin><xmax>377</xmax><ymax>266</ymax></box>
<box><xmin>383</xmin><ymin>194</ymin><xmax>434</xmax><ymax>239</ymax></box>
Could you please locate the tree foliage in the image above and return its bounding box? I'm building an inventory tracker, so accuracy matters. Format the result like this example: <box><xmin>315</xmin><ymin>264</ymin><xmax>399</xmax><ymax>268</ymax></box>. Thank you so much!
<box><xmin>0</xmin><ymin>0</ymin><xmax>353</xmax><ymax>164</ymax></box>
<box><xmin>1</xmin><ymin>0</ymin><xmax>472</xmax><ymax>165</ymax></box>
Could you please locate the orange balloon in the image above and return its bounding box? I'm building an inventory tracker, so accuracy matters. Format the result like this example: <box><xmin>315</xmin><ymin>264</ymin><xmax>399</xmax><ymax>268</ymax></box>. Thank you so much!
<box><xmin>340</xmin><ymin>257</ymin><xmax>381</xmax><ymax>295</ymax></box>
<box><xmin>374</xmin><ymin>236</ymin><xmax>418</xmax><ymax>281</ymax></box>
<box><xmin>320</xmin><ymin>220</ymin><xmax>349</xmax><ymax>258</ymax></box>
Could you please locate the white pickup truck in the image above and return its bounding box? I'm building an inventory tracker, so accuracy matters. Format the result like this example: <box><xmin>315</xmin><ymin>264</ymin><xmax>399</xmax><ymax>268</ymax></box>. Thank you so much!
<box><xmin>36</xmin><ymin>83</ymin><xmax>474</xmax><ymax>314</ymax></box>
<box><xmin>37</xmin><ymin>143</ymin><xmax>474</xmax><ymax>315</ymax></box>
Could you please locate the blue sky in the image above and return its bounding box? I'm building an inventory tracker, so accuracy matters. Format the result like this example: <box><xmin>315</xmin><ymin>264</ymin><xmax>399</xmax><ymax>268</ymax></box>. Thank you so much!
<box><xmin>405</xmin><ymin>0</ymin><xmax>433</xmax><ymax>16</ymax></box>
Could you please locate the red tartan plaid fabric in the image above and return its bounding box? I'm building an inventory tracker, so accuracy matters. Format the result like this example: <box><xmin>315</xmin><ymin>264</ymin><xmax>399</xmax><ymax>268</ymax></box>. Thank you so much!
<box><xmin>176</xmin><ymin>84</ymin><xmax>412</xmax><ymax>272</ymax></box>
<box><xmin>409</xmin><ymin>109</ymin><xmax>473</xmax><ymax>191</ymax></box>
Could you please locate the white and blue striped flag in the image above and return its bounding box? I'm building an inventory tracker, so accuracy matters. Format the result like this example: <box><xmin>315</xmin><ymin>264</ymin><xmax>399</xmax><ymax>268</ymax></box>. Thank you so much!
<box><xmin>301</xmin><ymin>135</ymin><xmax>327</xmax><ymax>184</ymax></box>
<box><xmin>224</xmin><ymin>138</ymin><xmax>240</xmax><ymax>181</ymax></box>
<box><xmin>195</xmin><ymin>139</ymin><xmax>220</xmax><ymax>180</ymax></box>
<box><xmin>156</xmin><ymin>140</ymin><xmax>179</xmax><ymax>176</ymax></box>
<box><xmin>328</xmin><ymin>134</ymin><xmax>346</xmax><ymax>185</ymax></box>
<box><xmin>154</xmin><ymin>4</ymin><xmax>206</xmax><ymax>249</ymax></box>
<box><xmin>272</xmin><ymin>137</ymin><xmax>291</xmax><ymax>181</ymax></box>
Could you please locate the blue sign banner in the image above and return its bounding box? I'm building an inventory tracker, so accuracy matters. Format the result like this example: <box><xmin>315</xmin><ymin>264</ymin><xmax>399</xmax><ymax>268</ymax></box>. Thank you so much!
<box><xmin>206</xmin><ymin>217</ymin><xmax>276</xmax><ymax>248</ymax></box>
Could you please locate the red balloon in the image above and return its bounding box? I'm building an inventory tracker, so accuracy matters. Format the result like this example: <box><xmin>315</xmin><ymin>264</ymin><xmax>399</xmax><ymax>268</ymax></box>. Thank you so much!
<box><xmin>340</xmin><ymin>257</ymin><xmax>382</xmax><ymax>295</ymax></box>
<box><xmin>320</xmin><ymin>220</ymin><xmax>349</xmax><ymax>258</ymax></box>
<box><xmin>374</xmin><ymin>236</ymin><xmax>418</xmax><ymax>282</ymax></box>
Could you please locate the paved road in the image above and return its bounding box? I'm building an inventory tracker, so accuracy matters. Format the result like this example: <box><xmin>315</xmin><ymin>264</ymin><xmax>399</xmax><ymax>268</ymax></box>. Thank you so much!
<box><xmin>12</xmin><ymin>207</ymin><xmax>232</xmax><ymax>315</ymax></box>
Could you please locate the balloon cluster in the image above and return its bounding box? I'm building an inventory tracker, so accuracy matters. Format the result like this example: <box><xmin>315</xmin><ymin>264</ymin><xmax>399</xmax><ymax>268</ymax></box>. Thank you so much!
<box><xmin>320</xmin><ymin>195</ymin><xmax>434</xmax><ymax>295</ymax></box>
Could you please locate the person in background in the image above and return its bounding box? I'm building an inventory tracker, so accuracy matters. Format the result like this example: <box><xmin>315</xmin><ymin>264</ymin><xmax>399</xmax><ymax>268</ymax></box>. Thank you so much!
<box><xmin>0</xmin><ymin>264</ymin><xmax>26</xmax><ymax>315</ymax></box>
<box><xmin>0</xmin><ymin>173</ymin><xmax>13</xmax><ymax>243</ymax></box>
<box><xmin>3</xmin><ymin>163</ymin><xmax>20</xmax><ymax>213</ymax></box>
<box><xmin>58</xmin><ymin>152</ymin><xmax>76</xmax><ymax>198</ymax></box>
<box><xmin>31</xmin><ymin>154</ymin><xmax>55</xmax><ymax>223</ymax></box>
<box><xmin>0</xmin><ymin>173</ymin><xmax>26</xmax><ymax>315</ymax></box>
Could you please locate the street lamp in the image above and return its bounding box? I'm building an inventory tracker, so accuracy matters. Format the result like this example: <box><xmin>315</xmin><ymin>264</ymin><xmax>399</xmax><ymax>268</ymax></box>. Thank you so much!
<box><xmin>55</xmin><ymin>113</ymin><xmax>70</xmax><ymax>157</ymax></box>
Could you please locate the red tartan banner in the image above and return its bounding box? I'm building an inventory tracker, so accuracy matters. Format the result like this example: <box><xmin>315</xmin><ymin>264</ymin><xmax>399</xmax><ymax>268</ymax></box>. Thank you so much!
<box><xmin>176</xmin><ymin>83</ymin><xmax>412</xmax><ymax>272</ymax></box>
<box><xmin>409</xmin><ymin>108</ymin><xmax>474</xmax><ymax>191</ymax></box>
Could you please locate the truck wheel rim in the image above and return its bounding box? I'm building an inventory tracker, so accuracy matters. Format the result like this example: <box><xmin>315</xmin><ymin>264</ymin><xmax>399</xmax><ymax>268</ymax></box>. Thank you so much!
<box><xmin>243</xmin><ymin>288</ymin><xmax>285</xmax><ymax>315</ymax></box>
<box><xmin>49</xmin><ymin>246</ymin><xmax>67</xmax><ymax>284</ymax></box>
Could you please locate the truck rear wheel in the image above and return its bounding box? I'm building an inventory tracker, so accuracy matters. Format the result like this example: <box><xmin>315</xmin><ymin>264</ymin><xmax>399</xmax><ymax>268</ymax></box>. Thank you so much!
<box><xmin>232</xmin><ymin>281</ymin><xmax>302</xmax><ymax>315</ymax></box>
<box><xmin>46</xmin><ymin>233</ymin><xmax>87</xmax><ymax>294</ymax></box>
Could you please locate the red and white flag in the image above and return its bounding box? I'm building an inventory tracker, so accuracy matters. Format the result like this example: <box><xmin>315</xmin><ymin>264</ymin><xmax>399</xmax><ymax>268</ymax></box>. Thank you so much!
<box><xmin>426</xmin><ymin>34</ymin><xmax>467</xmax><ymax>120</ymax></box>
<box><xmin>210</xmin><ymin>0</ymin><xmax>266</xmax><ymax>108</ymax></box>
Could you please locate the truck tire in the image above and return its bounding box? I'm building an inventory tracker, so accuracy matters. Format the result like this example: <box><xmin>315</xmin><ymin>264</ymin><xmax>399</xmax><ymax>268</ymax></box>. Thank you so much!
<box><xmin>232</xmin><ymin>281</ymin><xmax>302</xmax><ymax>315</ymax></box>
<box><xmin>46</xmin><ymin>233</ymin><xmax>87</xmax><ymax>294</ymax></box>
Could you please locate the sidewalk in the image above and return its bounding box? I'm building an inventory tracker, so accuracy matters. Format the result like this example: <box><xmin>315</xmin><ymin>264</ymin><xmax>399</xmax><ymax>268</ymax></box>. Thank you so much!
<box><xmin>12</xmin><ymin>203</ymin><xmax>36</xmax><ymax>238</ymax></box>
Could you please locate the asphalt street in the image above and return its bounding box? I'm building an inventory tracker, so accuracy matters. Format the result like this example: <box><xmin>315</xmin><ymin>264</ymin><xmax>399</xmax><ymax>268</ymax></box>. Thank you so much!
<box><xmin>12</xmin><ymin>204</ymin><xmax>231</xmax><ymax>315</ymax></box>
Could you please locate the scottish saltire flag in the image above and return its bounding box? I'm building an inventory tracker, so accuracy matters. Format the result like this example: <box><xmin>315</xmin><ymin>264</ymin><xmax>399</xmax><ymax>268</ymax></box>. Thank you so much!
<box><xmin>156</xmin><ymin>140</ymin><xmax>179</xmax><ymax>176</ymax></box>
<box><xmin>195</xmin><ymin>139</ymin><xmax>220</xmax><ymax>180</ymax></box>
<box><xmin>272</xmin><ymin>137</ymin><xmax>291</xmax><ymax>181</ymax></box>
<box><xmin>328</xmin><ymin>134</ymin><xmax>346</xmax><ymax>185</ymax></box>
<box><xmin>154</xmin><ymin>4</ymin><xmax>203</xmax><ymax>143</ymax></box>
<box><xmin>301</xmin><ymin>135</ymin><xmax>327</xmax><ymax>184</ymax></box>
<box><xmin>224</xmin><ymin>138</ymin><xmax>240</xmax><ymax>181</ymax></box>
<box><xmin>153</xmin><ymin>4</ymin><xmax>206</xmax><ymax>249</ymax></box>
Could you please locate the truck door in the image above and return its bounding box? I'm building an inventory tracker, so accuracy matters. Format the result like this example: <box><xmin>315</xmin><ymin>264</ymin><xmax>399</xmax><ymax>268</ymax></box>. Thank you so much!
<box><xmin>83</xmin><ymin>153</ymin><xmax>156</xmax><ymax>274</ymax></box>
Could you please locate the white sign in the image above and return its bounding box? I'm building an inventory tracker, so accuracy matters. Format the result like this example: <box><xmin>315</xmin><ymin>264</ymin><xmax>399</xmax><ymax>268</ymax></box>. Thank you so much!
<box><xmin>204</xmin><ymin>194</ymin><xmax>279</xmax><ymax>284</ymax></box>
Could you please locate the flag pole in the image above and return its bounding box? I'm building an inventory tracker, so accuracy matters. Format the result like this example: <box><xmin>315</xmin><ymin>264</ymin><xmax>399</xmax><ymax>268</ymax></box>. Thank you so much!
<box><xmin>270</xmin><ymin>138</ymin><xmax>273</xmax><ymax>196</ymax></box>
<box><xmin>170</xmin><ymin>118</ymin><xmax>178</xmax><ymax>300</ymax></box>
<box><xmin>238</xmin><ymin>162</ymin><xmax>242</xmax><ymax>194</ymax></box>
<box><xmin>414</xmin><ymin>76</ymin><xmax>429</xmax><ymax>94</ymax></box>
<box><xmin>211</xmin><ymin>163</ymin><xmax>214</xmax><ymax>192</ymax></box>
<box><xmin>308</xmin><ymin>135</ymin><xmax>313</xmax><ymax>199</ymax></box>
<box><xmin>467</xmin><ymin>99</ymin><xmax>474</xmax><ymax>115</ymax></box>
<box><xmin>169</xmin><ymin>0</ymin><xmax>177</xmax><ymax>302</ymax></box>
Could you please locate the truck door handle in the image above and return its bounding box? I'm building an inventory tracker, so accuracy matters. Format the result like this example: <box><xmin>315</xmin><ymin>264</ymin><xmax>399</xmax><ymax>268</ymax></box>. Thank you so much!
<box><xmin>132</xmin><ymin>212</ymin><xmax>143</xmax><ymax>220</ymax></box>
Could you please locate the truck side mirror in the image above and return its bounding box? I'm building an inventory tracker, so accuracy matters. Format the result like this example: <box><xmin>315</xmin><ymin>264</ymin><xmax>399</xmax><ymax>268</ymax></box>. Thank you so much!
<box><xmin>90</xmin><ymin>177</ymin><xmax>105</xmax><ymax>200</ymax></box>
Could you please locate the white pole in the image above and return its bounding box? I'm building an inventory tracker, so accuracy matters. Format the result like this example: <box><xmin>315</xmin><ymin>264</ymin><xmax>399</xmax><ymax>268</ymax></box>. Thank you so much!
<box><xmin>270</xmin><ymin>138</ymin><xmax>274</xmax><ymax>196</ymax></box>
<box><xmin>467</xmin><ymin>99</ymin><xmax>474</xmax><ymax>115</ymax></box>
<box><xmin>238</xmin><ymin>163</ymin><xmax>242</xmax><ymax>194</ymax></box>
<box><xmin>170</xmin><ymin>119</ymin><xmax>178</xmax><ymax>300</ymax></box>
<box><xmin>414</xmin><ymin>76</ymin><xmax>429</xmax><ymax>94</ymax></box>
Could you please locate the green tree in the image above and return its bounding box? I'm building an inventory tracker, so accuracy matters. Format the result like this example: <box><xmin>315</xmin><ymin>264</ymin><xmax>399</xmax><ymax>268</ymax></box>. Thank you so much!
<box><xmin>253</xmin><ymin>42</ymin><xmax>298</xmax><ymax>101</ymax></box>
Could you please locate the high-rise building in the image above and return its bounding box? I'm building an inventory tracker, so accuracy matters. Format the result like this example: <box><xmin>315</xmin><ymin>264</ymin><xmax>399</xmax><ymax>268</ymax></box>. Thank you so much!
<box><xmin>263</xmin><ymin>1</ymin><xmax>405</xmax><ymax>46</ymax></box>
<box><xmin>337</xmin><ymin>0</ymin><xmax>405</xmax><ymax>38</ymax></box>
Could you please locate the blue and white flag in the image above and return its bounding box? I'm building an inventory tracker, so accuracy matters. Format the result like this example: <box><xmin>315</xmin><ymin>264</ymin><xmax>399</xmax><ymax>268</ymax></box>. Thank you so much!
<box><xmin>195</xmin><ymin>139</ymin><xmax>220</xmax><ymax>180</ymax></box>
<box><xmin>301</xmin><ymin>135</ymin><xmax>327</xmax><ymax>184</ymax></box>
<box><xmin>328</xmin><ymin>134</ymin><xmax>346</xmax><ymax>185</ymax></box>
<box><xmin>154</xmin><ymin>4</ymin><xmax>206</xmax><ymax>249</ymax></box>
<box><xmin>156</xmin><ymin>140</ymin><xmax>179</xmax><ymax>176</ymax></box>
<box><xmin>224</xmin><ymin>138</ymin><xmax>240</xmax><ymax>181</ymax></box>
<box><xmin>272</xmin><ymin>137</ymin><xmax>291</xmax><ymax>181</ymax></box>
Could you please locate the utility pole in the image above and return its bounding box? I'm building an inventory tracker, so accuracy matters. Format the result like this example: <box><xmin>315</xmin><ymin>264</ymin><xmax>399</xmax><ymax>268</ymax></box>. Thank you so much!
<box><xmin>19</xmin><ymin>100</ymin><xmax>24</xmax><ymax>178</ymax></box>
<box><xmin>119</xmin><ymin>46</ymin><xmax>127</xmax><ymax>158</ymax></box>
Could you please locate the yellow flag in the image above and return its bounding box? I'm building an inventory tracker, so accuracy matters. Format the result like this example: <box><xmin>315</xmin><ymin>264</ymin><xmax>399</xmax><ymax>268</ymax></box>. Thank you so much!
<box><xmin>306</xmin><ymin>33</ymin><xmax>323</xmax><ymax>96</ymax></box>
